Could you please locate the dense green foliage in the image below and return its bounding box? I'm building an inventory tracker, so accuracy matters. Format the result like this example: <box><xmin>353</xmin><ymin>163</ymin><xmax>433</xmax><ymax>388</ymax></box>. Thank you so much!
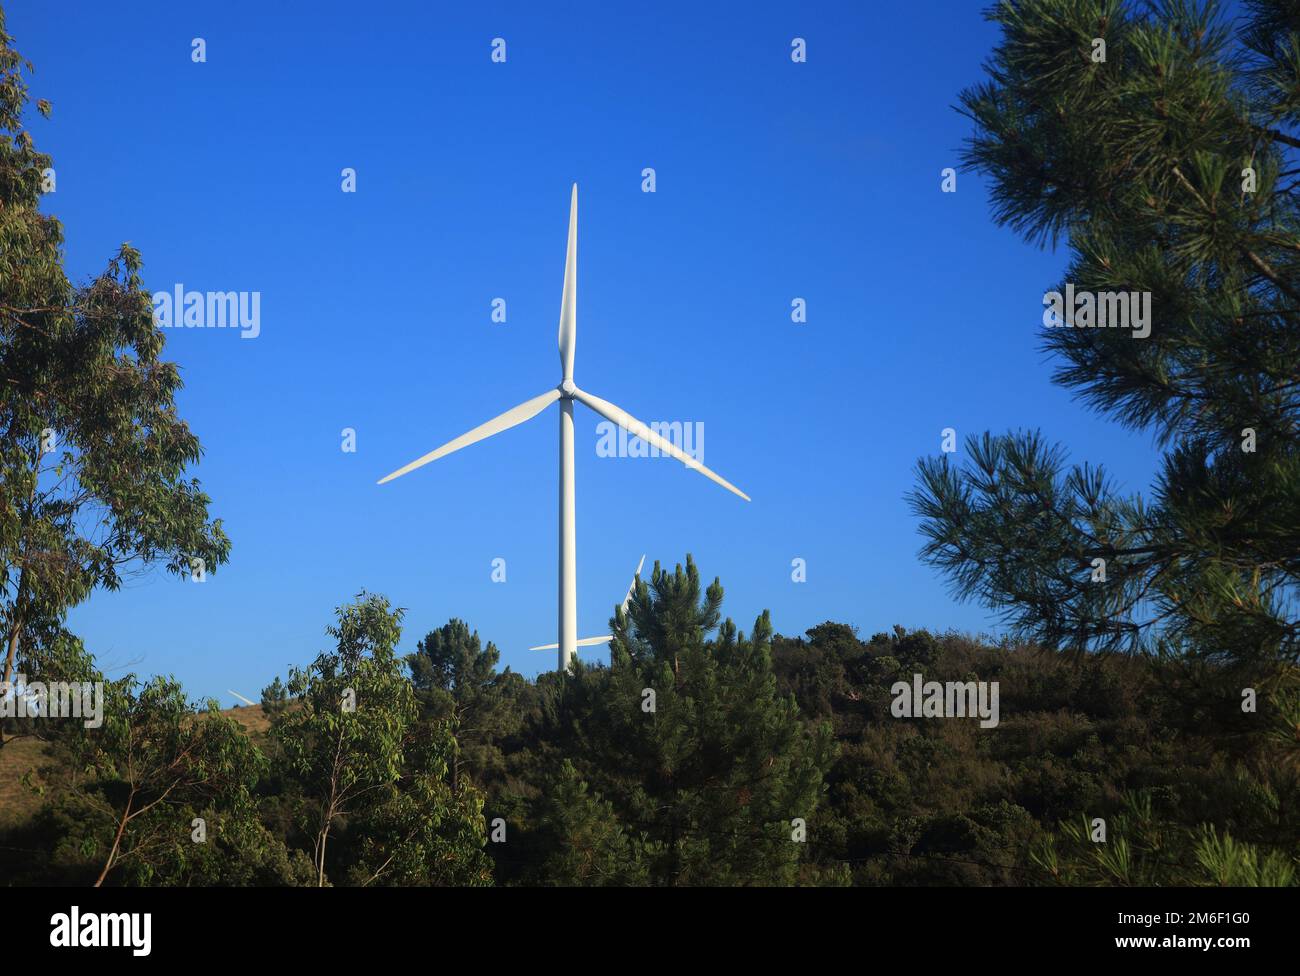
<box><xmin>911</xmin><ymin>0</ymin><xmax>1300</xmax><ymax>669</ymax></box>
<box><xmin>499</xmin><ymin>559</ymin><xmax>838</xmax><ymax>886</ymax></box>
<box><xmin>271</xmin><ymin>594</ymin><xmax>493</xmax><ymax>886</ymax></box>
<box><xmin>0</xmin><ymin>6</ymin><xmax>228</xmax><ymax>718</ymax></box>
<box><xmin>407</xmin><ymin>618</ymin><xmax>525</xmax><ymax>794</ymax></box>
<box><xmin>2</xmin><ymin>568</ymin><xmax>1296</xmax><ymax>885</ymax></box>
<box><xmin>899</xmin><ymin>1</ymin><xmax>1300</xmax><ymax>889</ymax></box>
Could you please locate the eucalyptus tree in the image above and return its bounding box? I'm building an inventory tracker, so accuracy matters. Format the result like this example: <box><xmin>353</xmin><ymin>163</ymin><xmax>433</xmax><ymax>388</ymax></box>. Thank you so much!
<box><xmin>273</xmin><ymin>593</ymin><xmax>492</xmax><ymax>886</ymax></box>
<box><xmin>0</xmin><ymin>12</ymin><xmax>229</xmax><ymax>710</ymax></box>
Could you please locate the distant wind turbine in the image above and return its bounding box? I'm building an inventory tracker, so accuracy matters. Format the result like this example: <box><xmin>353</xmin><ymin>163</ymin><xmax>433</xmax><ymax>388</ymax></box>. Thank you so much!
<box><xmin>530</xmin><ymin>554</ymin><xmax>645</xmax><ymax>654</ymax></box>
<box><xmin>378</xmin><ymin>185</ymin><xmax>749</xmax><ymax>672</ymax></box>
<box><xmin>228</xmin><ymin>690</ymin><xmax>256</xmax><ymax>706</ymax></box>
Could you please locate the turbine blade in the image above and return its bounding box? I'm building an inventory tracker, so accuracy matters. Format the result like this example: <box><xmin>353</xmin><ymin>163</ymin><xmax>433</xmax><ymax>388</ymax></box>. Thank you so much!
<box><xmin>378</xmin><ymin>389</ymin><xmax>561</xmax><ymax>484</ymax></box>
<box><xmin>529</xmin><ymin>635</ymin><xmax>612</xmax><ymax>651</ymax></box>
<box><xmin>571</xmin><ymin>388</ymin><xmax>751</xmax><ymax>501</ymax></box>
<box><xmin>558</xmin><ymin>184</ymin><xmax>577</xmax><ymax>382</ymax></box>
<box><xmin>621</xmin><ymin>555</ymin><xmax>646</xmax><ymax>612</ymax></box>
<box><xmin>533</xmin><ymin>555</ymin><xmax>646</xmax><ymax>650</ymax></box>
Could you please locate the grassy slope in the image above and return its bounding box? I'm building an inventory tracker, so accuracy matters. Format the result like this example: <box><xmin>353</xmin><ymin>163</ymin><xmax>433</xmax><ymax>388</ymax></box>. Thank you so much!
<box><xmin>0</xmin><ymin>704</ymin><xmax>272</xmax><ymax>833</ymax></box>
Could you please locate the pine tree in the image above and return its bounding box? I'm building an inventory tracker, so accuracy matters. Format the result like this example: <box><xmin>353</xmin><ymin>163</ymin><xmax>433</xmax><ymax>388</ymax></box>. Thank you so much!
<box><xmin>1033</xmin><ymin>790</ymin><xmax>1296</xmax><ymax>886</ymax></box>
<box><xmin>910</xmin><ymin>0</ymin><xmax>1300</xmax><ymax>672</ymax></box>
<box><xmin>406</xmin><ymin>618</ymin><xmax>524</xmax><ymax>792</ymax></box>
<box><xmin>548</xmin><ymin>556</ymin><xmax>835</xmax><ymax>886</ymax></box>
<box><xmin>260</xmin><ymin>675</ymin><xmax>289</xmax><ymax>718</ymax></box>
<box><xmin>520</xmin><ymin>760</ymin><xmax>651</xmax><ymax>886</ymax></box>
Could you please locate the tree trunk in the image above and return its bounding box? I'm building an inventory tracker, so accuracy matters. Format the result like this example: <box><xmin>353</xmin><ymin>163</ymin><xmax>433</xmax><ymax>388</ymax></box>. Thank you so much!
<box><xmin>4</xmin><ymin>446</ymin><xmax>39</xmax><ymax>699</ymax></box>
<box><xmin>316</xmin><ymin>823</ymin><xmax>330</xmax><ymax>886</ymax></box>
<box><xmin>95</xmin><ymin>791</ymin><xmax>134</xmax><ymax>887</ymax></box>
<box><xmin>2</xmin><ymin>601</ymin><xmax>23</xmax><ymax>692</ymax></box>
<box><xmin>1</xmin><ymin>608</ymin><xmax>23</xmax><ymax>746</ymax></box>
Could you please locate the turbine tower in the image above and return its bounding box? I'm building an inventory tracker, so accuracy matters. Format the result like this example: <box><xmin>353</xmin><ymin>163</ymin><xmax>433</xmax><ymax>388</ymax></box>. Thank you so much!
<box><xmin>378</xmin><ymin>186</ymin><xmax>749</xmax><ymax>672</ymax></box>
<box><xmin>530</xmin><ymin>555</ymin><xmax>646</xmax><ymax>655</ymax></box>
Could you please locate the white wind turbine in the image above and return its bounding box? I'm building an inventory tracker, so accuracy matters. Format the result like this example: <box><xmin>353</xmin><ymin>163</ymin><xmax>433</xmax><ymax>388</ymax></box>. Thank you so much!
<box><xmin>529</xmin><ymin>554</ymin><xmax>646</xmax><ymax>655</ymax></box>
<box><xmin>378</xmin><ymin>185</ymin><xmax>749</xmax><ymax>672</ymax></box>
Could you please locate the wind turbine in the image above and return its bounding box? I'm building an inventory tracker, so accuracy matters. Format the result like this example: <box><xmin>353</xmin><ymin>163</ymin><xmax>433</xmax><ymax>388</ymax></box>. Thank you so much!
<box><xmin>378</xmin><ymin>185</ymin><xmax>749</xmax><ymax>672</ymax></box>
<box><xmin>529</xmin><ymin>554</ymin><xmax>646</xmax><ymax>654</ymax></box>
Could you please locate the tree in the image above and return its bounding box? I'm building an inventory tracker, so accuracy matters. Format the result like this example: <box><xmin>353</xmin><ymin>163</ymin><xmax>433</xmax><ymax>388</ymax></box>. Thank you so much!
<box><xmin>272</xmin><ymin>593</ymin><xmax>492</xmax><ymax>886</ymax></box>
<box><xmin>0</xmin><ymin>9</ymin><xmax>229</xmax><ymax>716</ymax></box>
<box><xmin>260</xmin><ymin>676</ymin><xmax>289</xmax><ymax>718</ymax></box>
<box><xmin>0</xmin><ymin>626</ymin><xmax>96</xmax><ymax>745</ymax></box>
<box><xmin>547</xmin><ymin>556</ymin><xmax>836</xmax><ymax>886</ymax></box>
<box><xmin>910</xmin><ymin>0</ymin><xmax>1300</xmax><ymax>671</ymax></box>
<box><xmin>54</xmin><ymin>675</ymin><xmax>279</xmax><ymax>886</ymax></box>
<box><xmin>519</xmin><ymin>760</ymin><xmax>650</xmax><ymax>886</ymax></box>
<box><xmin>406</xmin><ymin>618</ymin><xmax>524</xmax><ymax>792</ymax></box>
<box><xmin>1034</xmin><ymin>791</ymin><xmax>1296</xmax><ymax>886</ymax></box>
<box><xmin>342</xmin><ymin>715</ymin><xmax>494</xmax><ymax>887</ymax></box>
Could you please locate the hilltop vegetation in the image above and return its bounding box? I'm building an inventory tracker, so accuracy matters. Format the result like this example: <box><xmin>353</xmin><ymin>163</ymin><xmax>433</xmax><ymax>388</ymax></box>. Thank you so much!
<box><xmin>1</xmin><ymin>556</ymin><xmax>1295</xmax><ymax>886</ymax></box>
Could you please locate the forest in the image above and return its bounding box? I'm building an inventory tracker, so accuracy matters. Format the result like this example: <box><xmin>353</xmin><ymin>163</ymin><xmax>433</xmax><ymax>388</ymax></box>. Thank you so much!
<box><xmin>0</xmin><ymin>561</ymin><xmax>1296</xmax><ymax>886</ymax></box>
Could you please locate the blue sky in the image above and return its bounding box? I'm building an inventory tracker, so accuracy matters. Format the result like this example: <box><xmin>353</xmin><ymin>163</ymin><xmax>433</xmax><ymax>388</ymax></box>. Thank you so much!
<box><xmin>11</xmin><ymin>0</ymin><xmax>1164</xmax><ymax>702</ymax></box>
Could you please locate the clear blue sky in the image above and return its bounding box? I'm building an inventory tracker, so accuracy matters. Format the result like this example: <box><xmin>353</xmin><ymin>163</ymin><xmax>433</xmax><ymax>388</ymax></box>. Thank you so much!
<box><xmin>11</xmin><ymin>0</ymin><xmax>1162</xmax><ymax>702</ymax></box>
